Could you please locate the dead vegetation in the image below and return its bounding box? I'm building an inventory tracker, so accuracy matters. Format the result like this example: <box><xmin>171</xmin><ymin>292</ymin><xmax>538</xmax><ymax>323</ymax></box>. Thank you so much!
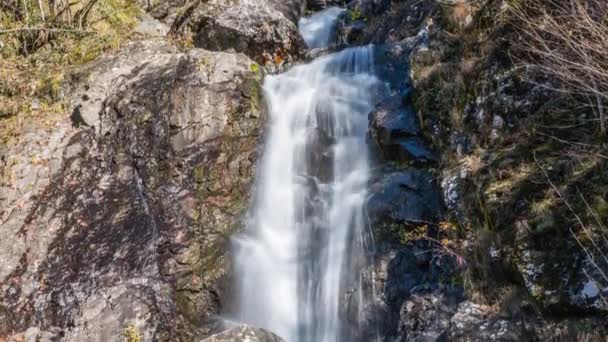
<box><xmin>0</xmin><ymin>0</ymin><xmax>140</xmax><ymax>144</ymax></box>
<box><xmin>511</xmin><ymin>0</ymin><xmax>608</xmax><ymax>134</ymax></box>
<box><xmin>410</xmin><ymin>0</ymin><xmax>608</xmax><ymax>316</ymax></box>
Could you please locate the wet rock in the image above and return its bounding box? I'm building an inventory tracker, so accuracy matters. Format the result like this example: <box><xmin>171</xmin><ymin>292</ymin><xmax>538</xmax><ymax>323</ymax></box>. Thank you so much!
<box><xmin>0</xmin><ymin>40</ymin><xmax>265</xmax><ymax>340</ymax></box>
<box><xmin>368</xmin><ymin>96</ymin><xmax>436</xmax><ymax>165</ymax></box>
<box><xmin>367</xmin><ymin>167</ymin><xmax>444</xmax><ymax>243</ymax></box>
<box><xmin>303</xmin><ymin>128</ymin><xmax>335</xmax><ymax>182</ymax></box>
<box><xmin>202</xmin><ymin>325</ymin><xmax>285</xmax><ymax>342</ymax></box>
<box><xmin>373</xmin><ymin>42</ymin><xmax>415</xmax><ymax>95</ymax></box>
<box><xmin>365</xmin><ymin>242</ymin><xmax>464</xmax><ymax>341</ymax></box>
<box><xmin>369</xmin><ymin>95</ymin><xmax>420</xmax><ymax>142</ymax></box>
<box><xmin>393</xmin><ymin>138</ymin><xmax>437</xmax><ymax>164</ymax></box>
<box><xmin>307</xmin><ymin>0</ymin><xmax>344</xmax><ymax>11</ymax></box>
<box><xmin>339</xmin><ymin>19</ymin><xmax>366</xmax><ymax>43</ymax></box>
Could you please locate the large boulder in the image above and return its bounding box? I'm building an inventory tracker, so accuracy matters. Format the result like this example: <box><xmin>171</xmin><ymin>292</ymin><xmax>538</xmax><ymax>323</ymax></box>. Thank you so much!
<box><xmin>140</xmin><ymin>0</ymin><xmax>306</xmax><ymax>64</ymax></box>
<box><xmin>192</xmin><ymin>0</ymin><xmax>305</xmax><ymax>64</ymax></box>
<box><xmin>0</xmin><ymin>39</ymin><xmax>265</xmax><ymax>341</ymax></box>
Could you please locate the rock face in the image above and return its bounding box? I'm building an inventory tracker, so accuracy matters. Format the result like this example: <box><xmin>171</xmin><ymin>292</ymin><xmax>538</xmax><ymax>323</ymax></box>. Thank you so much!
<box><xmin>140</xmin><ymin>0</ymin><xmax>306</xmax><ymax>64</ymax></box>
<box><xmin>514</xmin><ymin>221</ymin><xmax>608</xmax><ymax>314</ymax></box>
<box><xmin>337</xmin><ymin>0</ymin><xmax>431</xmax><ymax>45</ymax></box>
<box><xmin>359</xmin><ymin>242</ymin><xmax>463</xmax><ymax>342</ymax></box>
<box><xmin>202</xmin><ymin>325</ymin><xmax>285</xmax><ymax>342</ymax></box>
<box><xmin>192</xmin><ymin>0</ymin><xmax>305</xmax><ymax>64</ymax></box>
<box><xmin>367</xmin><ymin>167</ymin><xmax>443</xmax><ymax>244</ymax></box>
<box><xmin>356</xmin><ymin>1</ymin><xmax>608</xmax><ymax>341</ymax></box>
<box><xmin>368</xmin><ymin>95</ymin><xmax>436</xmax><ymax>165</ymax></box>
<box><xmin>0</xmin><ymin>39</ymin><xmax>265</xmax><ymax>341</ymax></box>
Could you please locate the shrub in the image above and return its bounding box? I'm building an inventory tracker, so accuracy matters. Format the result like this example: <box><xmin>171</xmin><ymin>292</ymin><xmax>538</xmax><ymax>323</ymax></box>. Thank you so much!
<box><xmin>511</xmin><ymin>0</ymin><xmax>608</xmax><ymax>134</ymax></box>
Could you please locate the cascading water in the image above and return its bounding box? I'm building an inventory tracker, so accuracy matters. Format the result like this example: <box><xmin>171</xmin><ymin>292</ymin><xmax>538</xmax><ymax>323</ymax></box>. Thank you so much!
<box><xmin>298</xmin><ymin>7</ymin><xmax>345</xmax><ymax>48</ymax></box>
<box><xmin>233</xmin><ymin>7</ymin><xmax>385</xmax><ymax>342</ymax></box>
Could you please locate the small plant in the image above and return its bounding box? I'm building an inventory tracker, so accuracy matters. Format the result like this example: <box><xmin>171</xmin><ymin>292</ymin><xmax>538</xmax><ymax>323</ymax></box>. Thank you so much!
<box><xmin>123</xmin><ymin>324</ymin><xmax>141</xmax><ymax>342</ymax></box>
<box><xmin>348</xmin><ymin>8</ymin><xmax>363</xmax><ymax>21</ymax></box>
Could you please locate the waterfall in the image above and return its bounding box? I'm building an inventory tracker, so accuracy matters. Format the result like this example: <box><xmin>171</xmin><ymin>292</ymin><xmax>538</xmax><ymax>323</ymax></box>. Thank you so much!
<box><xmin>298</xmin><ymin>7</ymin><xmax>345</xmax><ymax>48</ymax></box>
<box><xmin>233</xmin><ymin>7</ymin><xmax>385</xmax><ymax>342</ymax></box>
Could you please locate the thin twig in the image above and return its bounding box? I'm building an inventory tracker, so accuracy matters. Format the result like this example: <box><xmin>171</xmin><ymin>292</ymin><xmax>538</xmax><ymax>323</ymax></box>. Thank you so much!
<box><xmin>577</xmin><ymin>188</ymin><xmax>608</xmax><ymax>247</ymax></box>
<box><xmin>535</xmin><ymin>130</ymin><xmax>608</xmax><ymax>159</ymax></box>
<box><xmin>534</xmin><ymin>152</ymin><xmax>608</xmax><ymax>283</ymax></box>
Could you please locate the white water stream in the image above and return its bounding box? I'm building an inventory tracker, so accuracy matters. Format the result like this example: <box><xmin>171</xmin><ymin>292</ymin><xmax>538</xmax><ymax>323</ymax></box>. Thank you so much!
<box><xmin>233</xmin><ymin>8</ymin><xmax>385</xmax><ymax>342</ymax></box>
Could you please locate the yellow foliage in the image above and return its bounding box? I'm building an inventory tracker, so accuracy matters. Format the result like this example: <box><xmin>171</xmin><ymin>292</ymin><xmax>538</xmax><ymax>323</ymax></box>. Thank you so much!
<box><xmin>123</xmin><ymin>324</ymin><xmax>141</xmax><ymax>342</ymax></box>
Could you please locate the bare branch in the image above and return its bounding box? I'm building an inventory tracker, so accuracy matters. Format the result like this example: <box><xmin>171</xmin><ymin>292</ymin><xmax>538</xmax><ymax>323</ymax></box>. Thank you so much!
<box><xmin>512</xmin><ymin>0</ymin><xmax>608</xmax><ymax>134</ymax></box>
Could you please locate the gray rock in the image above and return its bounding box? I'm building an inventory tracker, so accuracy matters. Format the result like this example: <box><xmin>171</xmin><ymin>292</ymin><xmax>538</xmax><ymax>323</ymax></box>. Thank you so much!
<box><xmin>361</xmin><ymin>242</ymin><xmax>464</xmax><ymax>341</ymax></box>
<box><xmin>201</xmin><ymin>325</ymin><xmax>285</xmax><ymax>342</ymax></box>
<box><xmin>193</xmin><ymin>0</ymin><xmax>305</xmax><ymax>64</ymax></box>
<box><xmin>392</xmin><ymin>138</ymin><xmax>437</xmax><ymax>164</ymax></box>
<box><xmin>398</xmin><ymin>293</ymin><xmax>456</xmax><ymax>342</ymax></box>
<box><xmin>444</xmin><ymin>302</ymin><xmax>525</xmax><ymax>341</ymax></box>
<box><xmin>140</xmin><ymin>0</ymin><xmax>306</xmax><ymax>64</ymax></box>
<box><xmin>0</xmin><ymin>40</ymin><xmax>265</xmax><ymax>341</ymax></box>
<box><xmin>133</xmin><ymin>12</ymin><xmax>170</xmax><ymax>36</ymax></box>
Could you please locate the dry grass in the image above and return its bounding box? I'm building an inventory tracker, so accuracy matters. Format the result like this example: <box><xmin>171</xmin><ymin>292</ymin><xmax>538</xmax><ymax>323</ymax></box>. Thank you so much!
<box><xmin>511</xmin><ymin>0</ymin><xmax>608</xmax><ymax>134</ymax></box>
<box><xmin>0</xmin><ymin>0</ymin><xmax>140</xmax><ymax>142</ymax></box>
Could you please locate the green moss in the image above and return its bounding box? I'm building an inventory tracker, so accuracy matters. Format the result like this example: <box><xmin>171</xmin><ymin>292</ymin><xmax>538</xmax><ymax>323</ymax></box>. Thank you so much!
<box><xmin>37</xmin><ymin>73</ymin><xmax>64</xmax><ymax>101</ymax></box>
<box><xmin>347</xmin><ymin>8</ymin><xmax>364</xmax><ymax>21</ymax></box>
<box><xmin>194</xmin><ymin>165</ymin><xmax>205</xmax><ymax>185</ymax></box>
<box><xmin>175</xmin><ymin>290</ymin><xmax>201</xmax><ymax>326</ymax></box>
<box><xmin>249</xmin><ymin>63</ymin><xmax>261</xmax><ymax>75</ymax></box>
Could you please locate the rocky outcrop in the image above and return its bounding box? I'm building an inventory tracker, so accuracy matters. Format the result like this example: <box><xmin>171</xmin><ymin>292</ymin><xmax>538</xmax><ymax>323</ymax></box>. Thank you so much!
<box><xmin>202</xmin><ymin>325</ymin><xmax>284</xmax><ymax>342</ymax></box>
<box><xmin>359</xmin><ymin>242</ymin><xmax>463</xmax><ymax>342</ymax></box>
<box><xmin>140</xmin><ymin>0</ymin><xmax>306</xmax><ymax>64</ymax></box>
<box><xmin>191</xmin><ymin>1</ymin><xmax>304</xmax><ymax>64</ymax></box>
<box><xmin>0</xmin><ymin>39</ymin><xmax>265</xmax><ymax>341</ymax></box>
<box><xmin>358</xmin><ymin>0</ymin><xmax>608</xmax><ymax>340</ymax></box>
<box><xmin>514</xmin><ymin>221</ymin><xmax>608</xmax><ymax>315</ymax></box>
<box><xmin>360</xmin><ymin>11</ymin><xmax>451</xmax><ymax>341</ymax></box>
